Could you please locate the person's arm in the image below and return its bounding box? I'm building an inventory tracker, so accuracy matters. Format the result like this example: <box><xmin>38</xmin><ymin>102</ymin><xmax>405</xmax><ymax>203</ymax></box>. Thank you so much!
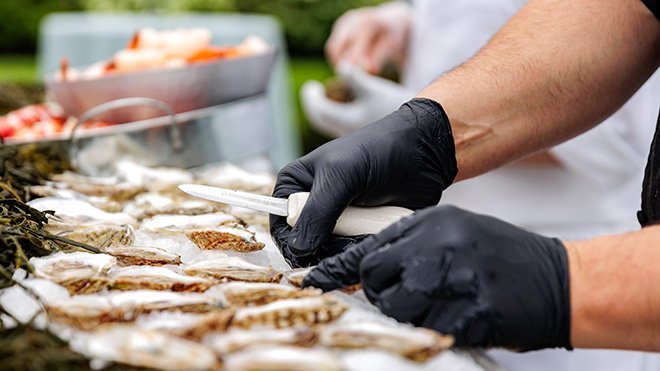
<box><xmin>566</xmin><ymin>225</ymin><xmax>660</xmax><ymax>351</ymax></box>
<box><xmin>419</xmin><ymin>0</ymin><xmax>660</xmax><ymax>181</ymax></box>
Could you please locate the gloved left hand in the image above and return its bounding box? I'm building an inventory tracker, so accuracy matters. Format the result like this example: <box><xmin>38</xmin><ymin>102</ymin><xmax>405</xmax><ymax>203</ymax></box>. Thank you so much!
<box><xmin>303</xmin><ymin>206</ymin><xmax>572</xmax><ymax>351</ymax></box>
<box><xmin>301</xmin><ymin>63</ymin><xmax>414</xmax><ymax>138</ymax></box>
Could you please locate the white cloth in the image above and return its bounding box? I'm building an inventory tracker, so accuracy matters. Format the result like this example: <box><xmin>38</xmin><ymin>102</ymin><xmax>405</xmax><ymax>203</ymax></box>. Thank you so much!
<box><xmin>406</xmin><ymin>0</ymin><xmax>660</xmax><ymax>370</ymax></box>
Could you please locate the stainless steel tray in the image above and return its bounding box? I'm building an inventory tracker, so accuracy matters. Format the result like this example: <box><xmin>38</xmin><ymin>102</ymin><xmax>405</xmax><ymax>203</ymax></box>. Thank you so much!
<box><xmin>45</xmin><ymin>49</ymin><xmax>276</xmax><ymax>123</ymax></box>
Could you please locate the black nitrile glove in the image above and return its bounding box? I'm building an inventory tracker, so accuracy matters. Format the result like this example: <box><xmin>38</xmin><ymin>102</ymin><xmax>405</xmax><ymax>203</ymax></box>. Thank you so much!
<box><xmin>303</xmin><ymin>206</ymin><xmax>572</xmax><ymax>351</ymax></box>
<box><xmin>271</xmin><ymin>98</ymin><xmax>457</xmax><ymax>266</ymax></box>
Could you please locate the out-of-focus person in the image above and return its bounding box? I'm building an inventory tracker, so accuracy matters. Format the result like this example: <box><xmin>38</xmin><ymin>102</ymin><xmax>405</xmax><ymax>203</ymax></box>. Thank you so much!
<box><xmin>299</xmin><ymin>1</ymin><xmax>660</xmax><ymax>370</ymax></box>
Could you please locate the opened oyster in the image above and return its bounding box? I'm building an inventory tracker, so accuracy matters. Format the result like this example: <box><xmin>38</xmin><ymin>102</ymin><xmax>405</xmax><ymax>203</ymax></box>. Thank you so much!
<box><xmin>47</xmin><ymin>290</ymin><xmax>219</xmax><ymax>330</ymax></box>
<box><xmin>110</xmin><ymin>266</ymin><xmax>213</xmax><ymax>292</ymax></box>
<box><xmin>232</xmin><ymin>295</ymin><xmax>348</xmax><ymax>329</ymax></box>
<box><xmin>184</xmin><ymin>257</ymin><xmax>282</xmax><ymax>283</ymax></box>
<box><xmin>223</xmin><ymin>346</ymin><xmax>341</xmax><ymax>371</ymax></box>
<box><xmin>46</xmin><ymin>223</ymin><xmax>135</xmax><ymax>249</ymax></box>
<box><xmin>319</xmin><ymin>321</ymin><xmax>454</xmax><ymax>362</ymax></box>
<box><xmin>73</xmin><ymin>325</ymin><xmax>219</xmax><ymax>370</ymax></box>
<box><xmin>137</xmin><ymin>311</ymin><xmax>235</xmax><ymax>340</ymax></box>
<box><xmin>30</xmin><ymin>252</ymin><xmax>115</xmax><ymax>295</ymax></box>
<box><xmin>139</xmin><ymin>213</ymin><xmax>264</xmax><ymax>252</ymax></box>
<box><xmin>206</xmin><ymin>328</ymin><xmax>316</xmax><ymax>355</ymax></box>
<box><xmin>287</xmin><ymin>267</ymin><xmax>361</xmax><ymax>293</ymax></box>
<box><xmin>102</xmin><ymin>245</ymin><xmax>182</xmax><ymax>266</ymax></box>
<box><xmin>213</xmin><ymin>282</ymin><xmax>321</xmax><ymax>307</ymax></box>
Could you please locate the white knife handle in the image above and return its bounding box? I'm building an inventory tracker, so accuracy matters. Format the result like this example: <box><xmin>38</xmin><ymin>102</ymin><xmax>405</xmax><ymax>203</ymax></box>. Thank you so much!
<box><xmin>286</xmin><ymin>192</ymin><xmax>414</xmax><ymax>236</ymax></box>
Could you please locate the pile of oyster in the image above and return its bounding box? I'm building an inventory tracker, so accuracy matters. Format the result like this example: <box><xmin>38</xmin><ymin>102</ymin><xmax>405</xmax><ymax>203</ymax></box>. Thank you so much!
<box><xmin>1</xmin><ymin>160</ymin><xmax>464</xmax><ymax>371</ymax></box>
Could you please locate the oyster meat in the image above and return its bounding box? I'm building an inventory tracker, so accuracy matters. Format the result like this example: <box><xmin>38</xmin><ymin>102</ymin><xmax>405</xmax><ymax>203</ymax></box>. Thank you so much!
<box><xmin>110</xmin><ymin>266</ymin><xmax>213</xmax><ymax>292</ymax></box>
<box><xmin>206</xmin><ymin>328</ymin><xmax>316</xmax><ymax>354</ymax></box>
<box><xmin>232</xmin><ymin>295</ymin><xmax>348</xmax><ymax>329</ymax></box>
<box><xmin>184</xmin><ymin>257</ymin><xmax>282</xmax><ymax>283</ymax></box>
<box><xmin>213</xmin><ymin>282</ymin><xmax>321</xmax><ymax>307</ymax></box>
<box><xmin>223</xmin><ymin>346</ymin><xmax>341</xmax><ymax>371</ymax></box>
<box><xmin>74</xmin><ymin>325</ymin><xmax>219</xmax><ymax>371</ymax></box>
<box><xmin>319</xmin><ymin>321</ymin><xmax>455</xmax><ymax>362</ymax></box>
<box><xmin>102</xmin><ymin>245</ymin><xmax>182</xmax><ymax>266</ymax></box>
<box><xmin>137</xmin><ymin>311</ymin><xmax>235</xmax><ymax>340</ymax></box>
<box><xmin>47</xmin><ymin>290</ymin><xmax>219</xmax><ymax>330</ymax></box>
<box><xmin>30</xmin><ymin>252</ymin><xmax>115</xmax><ymax>295</ymax></box>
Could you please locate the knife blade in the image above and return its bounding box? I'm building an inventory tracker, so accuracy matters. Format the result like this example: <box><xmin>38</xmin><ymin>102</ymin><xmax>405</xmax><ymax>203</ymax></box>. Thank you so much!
<box><xmin>178</xmin><ymin>184</ymin><xmax>414</xmax><ymax>236</ymax></box>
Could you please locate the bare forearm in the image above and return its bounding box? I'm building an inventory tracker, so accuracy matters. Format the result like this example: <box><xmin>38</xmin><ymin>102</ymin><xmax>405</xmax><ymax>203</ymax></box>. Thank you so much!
<box><xmin>565</xmin><ymin>225</ymin><xmax>660</xmax><ymax>351</ymax></box>
<box><xmin>419</xmin><ymin>0</ymin><xmax>660</xmax><ymax>181</ymax></box>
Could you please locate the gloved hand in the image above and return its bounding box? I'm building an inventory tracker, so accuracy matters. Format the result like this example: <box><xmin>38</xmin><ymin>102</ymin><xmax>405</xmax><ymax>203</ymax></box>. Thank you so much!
<box><xmin>301</xmin><ymin>63</ymin><xmax>414</xmax><ymax>138</ymax></box>
<box><xmin>303</xmin><ymin>206</ymin><xmax>572</xmax><ymax>351</ymax></box>
<box><xmin>271</xmin><ymin>98</ymin><xmax>457</xmax><ymax>266</ymax></box>
<box><xmin>325</xmin><ymin>1</ymin><xmax>412</xmax><ymax>73</ymax></box>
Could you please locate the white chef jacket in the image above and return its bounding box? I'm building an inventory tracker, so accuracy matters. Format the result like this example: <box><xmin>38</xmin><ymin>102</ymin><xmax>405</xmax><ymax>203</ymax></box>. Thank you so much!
<box><xmin>404</xmin><ymin>0</ymin><xmax>660</xmax><ymax>370</ymax></box>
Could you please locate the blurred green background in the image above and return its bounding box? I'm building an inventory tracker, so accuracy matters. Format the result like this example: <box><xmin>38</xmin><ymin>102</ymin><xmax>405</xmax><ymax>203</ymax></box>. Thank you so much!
<box><xmin>0</xmin><ymin>0</ymin><xmax>386</xmax><ymax>153</ymax></box>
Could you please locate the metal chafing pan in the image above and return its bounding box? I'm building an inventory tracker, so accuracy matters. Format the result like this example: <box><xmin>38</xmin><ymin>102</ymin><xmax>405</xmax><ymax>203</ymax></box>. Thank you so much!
<box><xmin>45</xmin><ymin>49</ymin><xmax>277</xmax><ymax>123</ymax></box>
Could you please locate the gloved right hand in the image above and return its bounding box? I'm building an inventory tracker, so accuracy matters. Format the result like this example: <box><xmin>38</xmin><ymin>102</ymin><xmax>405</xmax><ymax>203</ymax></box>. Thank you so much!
<box><xmin>270</xmin><ymin>98</ymin><xmax>457</xmax><ymax>263</ymax></box>
<box><xmin>301</xmin><ymin>63</ymin><xmax>414</xmax><ymax>138</ymax></box>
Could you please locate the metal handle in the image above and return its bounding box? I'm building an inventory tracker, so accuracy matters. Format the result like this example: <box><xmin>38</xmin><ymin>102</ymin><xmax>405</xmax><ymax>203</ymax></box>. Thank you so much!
<box><xmin>68</xmin><ymin>97</ymin><xmax>182</xmax><ymax>169</ymax></box>
<box><xmin>286</xmin><ymin>192</ymin><xmax>414</xmax><ymax>236</ymax></box>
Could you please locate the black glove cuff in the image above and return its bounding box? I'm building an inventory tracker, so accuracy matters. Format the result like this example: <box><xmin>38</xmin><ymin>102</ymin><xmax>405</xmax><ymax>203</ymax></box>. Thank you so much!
<box><xmin>402</xmin><ymin>98</ymin><xmax>458</xmax><ymax>191</ymax></box>
<box><xmin>541</xmin><ymin>237</ymin><xmax>573</xmax><ymax>350</ymax></box>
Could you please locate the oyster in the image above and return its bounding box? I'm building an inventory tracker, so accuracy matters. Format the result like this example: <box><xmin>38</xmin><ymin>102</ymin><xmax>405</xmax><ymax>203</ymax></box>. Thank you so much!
<box><xmin>110</xmin><ymin>266</ymin><xmax>213</xmax><ymax>292</ymax></box>
<box><xmin>213</xmin><ymin>282</ymin><xmax>321</xmax><ymax>307</ymax></box>
<box><xmin>29</xmin><ymin>185</ymin><xmax>123</xmax><ymax>213</ymax></box>
<box><xmin>102</xmin><ymin>245</ymin><xmax>182</xmax><ymax>266</ymax></box>
<box><xmin>232</xmin><ymin>295</ymin><xmax>348</xmax><ymax>329</ymax></box>
<box><xmin>197</xmin><ymin>162</ymin><xmax>275</xmax><ymax>195</ymax></box>
<box><xmin>45</xmin><ymin>178</ymin><xmax>144</xmax><ymax>202</ymax></box>
<box><xmin>319</xmin><ymin>321</ymin><xmax>455</xmax><ymax>362</ymax></box>
<box><xmin>206</xmin><ymin>328</ymin><xmax>316</xmax><ymax>354</ymax></box>
<box><xmin>46</xmin><ymin>223</ymin><xmax>135</xmax><ymax>249</ymax></box>
<box><xmin>139</xmin><ymin>213</ymin><xmax>239</xmax><ymax>231</ymax></box>
<box><xmin>184</xmin><ymin>257</ymin><xmax>282</xmax><ymax>283</ymax></box>
<box><xmin>186</xmin><ymin>224</ymin><xmax>265</xmax><ymax>252</ymax></box>
<box><xmin>47</xmin><ymin>290</ymin><xmax>219</xmax><ymax>330</ymax></box>
<box><xmin>223</xmin><ymin>346</ymin><xmax>341</xmax><ymax>371</ymax></box>
<box><xmin>114</xmin><ymin>159</ymin><xmax>194</xmax><ymax>192</ymax></box>
<box><xmin>30</xmin><ymin>252</ymin><xmax>115</xmax><ymax>295</ymax></box>
<box><xmin>286</xmin><ymin>267</ymin><xmax>361</xmax><ymax>294</ymax></box>
<box><xmin>137</xmin><ymin>311</ymin><xmax>235</xmax><ymax>340</ymax></box>
<box><xmin>74</xmin><ymin>325</ymin><xmax>219</xmax><ymax>370</ymax></box>
<box><xmin>123</xmin><ymin>192</ymin><xmax>226</xmax><ymax>220</ymax></box>
<box><xmin>29</xmin><ymin>197</ymin><xmax>136</xmax><ymax>225</ymax></box>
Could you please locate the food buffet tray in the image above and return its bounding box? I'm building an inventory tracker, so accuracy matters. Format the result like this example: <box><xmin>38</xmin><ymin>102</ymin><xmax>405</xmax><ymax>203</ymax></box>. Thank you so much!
<box><xmin>45</xmin><ymin>49</ymin><xmax>276</xmax><ymax>123</ymax></box>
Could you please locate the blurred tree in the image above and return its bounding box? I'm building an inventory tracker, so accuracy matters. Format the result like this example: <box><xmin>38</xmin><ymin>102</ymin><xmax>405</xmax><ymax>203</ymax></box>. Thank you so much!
<box><xmin>0</xmin><ymin>0</ymin><xmax>82</xmax><ymax>54</ymax></box>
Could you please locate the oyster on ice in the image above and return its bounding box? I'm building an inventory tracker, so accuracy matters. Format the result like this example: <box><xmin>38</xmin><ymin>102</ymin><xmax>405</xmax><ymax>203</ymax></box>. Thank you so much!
<box><xmin>47</xmin><ymin>223</ymin><xmax>135</xmax><ymax>249</ymax></box>
<box><xmin>29</xmin><ymin>185</ymin><xmax>123</xmax><ymax>213</ymax></box>
<box><xmin>206</xmin><ymin>328</ymin><xmax>316</xmax><ymax>354</ymax></box>
<box><xmin>232</xmin><ymin>295</ymin><xmax>348</xmax><ymax>329</ymax></box>
<box><xmin>223</xmin><ymin>346</ymin><xmax>341</xmax><ymax>371</ymax></box>
<box><xmin>319</xmin><ymin>321</ymin><xmax>455</xmax><ymax>362</ymax></box>
<box><xmin>123</xmin><ymin>192</ymin><xmax>226</xmax><ymax>220</ymax></box>
<box><xmin>140</xmin><ymin>213</ymin><xmax>264</xmax><ymax>251</ymax></box>
<box><xmin>114</xmin><ymin>159</ymin><xmax>194</xmax><ymax>192</ymax></box>
<box><xmin>73</xmin><ymin>325</ymin><xmax>219</xmax><ymax>371</ymax></box>
<box><xmin>110</xmin><ymin>266</ymin><xmax>213</xmax><ymax>292</ymax></box>
<box><xmin>212</xmin><ymin>282</ymin><xmax>321</xmax><ymax>307</ymax></box>
<box><xmin>137</xmin><ymin>311</ymin><xmax>235</xmax><ymax>340</ymax></box>
<box><xmin>102</xmin><ymin>245</ymin><xmax>182</xmax><ymax>266</ymax></box>
<box><xmin>184</xmin><ymin>257</ymin><xmax>282</xmax><ymax>283</ymax></box>
<box><xmin>30</xmin><ymin>252</ymin><xmax>115</xmax><ymax>295</ymax></box>
<box><xmin>47</xmin><ymin>290</ymin><xmax>219</xmax><ymax>330</ymax></box>
<box><xmin>29</xmin><ymin>197</ymin><xmax>136</xmax><ymax>225</ymax></box>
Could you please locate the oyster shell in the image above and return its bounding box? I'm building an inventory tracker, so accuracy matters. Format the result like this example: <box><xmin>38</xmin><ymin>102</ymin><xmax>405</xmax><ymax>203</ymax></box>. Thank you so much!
<box><xmin>46</xmin><ymin>179</ymin><xmax>144</xmax><ymax>202</ymax></box>
<box><xmin>184</xmin><ymin>257</ymin><xmax>282</xmax><ymax>283</ymax></box>
<box><xmin>102</xmin><ymin>245</ymin><xmax>182</xmax><ymax>266</ymax></box>
<box><xmin>286</xmin><ymin>267</ymin><xmax>361</xmax><ymax>294</ymax></box>
<box><xmin>206</xmin><ymin>328</ymin><xmax>316</xmax><ymax>355</ymax></box>
<box><xmin>319</xmin><ymin>321</ymin><xmax>455</xmax><ymax>362</ymax></box>
<box><xmin>74</xmin><ymin>325</ymin><xmax>219</xmax><ymax>370</ymax></box>
<box><xmin>232</xmin><ymin>295</ymin><xmax>348</xmax><ymax>329</ymax></box>
<box><xmin>30</xmin><ymin>252</ymin><xmax>115</xmax><ymax>295</ymax></box>
<box><xmin>197</xmin><ymin>162</ymin><xmax>275</xmax><ymax>195</ymax></box>
<box><xmin>46</xmin><ymin>223</ymin><xmax>135</xmax><ymax>249</ymax></box>
<box><xmin>223</xmin><ymin>346</ymin><xmax>341</xmax><ymax>371</ymax></box>
<box><xmin>29</xmin><ymin>185</ymin><xmax>123</xmax><ymax>213</ymax></box>
<box><xmin>29</xmin><ymin>197</ymin><xmax>136</xmax><ymax>225</ymax></box>
<box><xmin>137</xmin><ymin>311</ymin><xmax>235</xmax><ymax>340</ymax></box>
<box><xmin>47</xmin><ymin>290</ymin><xmax>219</xmax><ymax>330</ymax></box>
<box><xmin>213</xmin><ymin>282</ymin><xmax>321</xmax><ymax>307</ymax></box>
<box><xmin>114</xmin><ymin>159</ymin><xmax>194</xmax><ymax>192</ymax></box>
<box><xmin>139</xmin><ymin>213</ymin><xmax>239</xmax><ymax>231</ymax></box>
<box><xmin>123</xmin><ymin>192</ymin><xmax>226</xmax><ymax>220</ymax></box>
<box><xmin>110</xmin><ymin>266</ymin><xmax>213</xmax><ymax>292</ymax></box>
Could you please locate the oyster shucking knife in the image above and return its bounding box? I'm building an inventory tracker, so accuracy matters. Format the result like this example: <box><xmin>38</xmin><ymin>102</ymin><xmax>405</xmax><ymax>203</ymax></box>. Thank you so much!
<box><xmin>178</xmin><ymin>184</ymin><xmax>413</xmax><ymax>236</ymax></box>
